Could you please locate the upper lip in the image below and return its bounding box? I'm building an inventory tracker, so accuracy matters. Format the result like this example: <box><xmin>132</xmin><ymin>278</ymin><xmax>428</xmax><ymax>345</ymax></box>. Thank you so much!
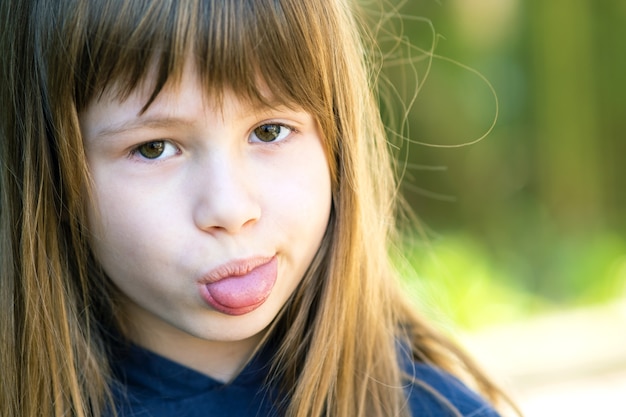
<box><xmin>198</xmin><ymin>255</ymin><xmax>276</xmax><ymax>285</ymax></box>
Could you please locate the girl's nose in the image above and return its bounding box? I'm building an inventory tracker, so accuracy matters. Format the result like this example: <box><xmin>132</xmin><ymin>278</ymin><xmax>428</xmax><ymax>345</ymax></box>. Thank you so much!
<box><xmin>191</xmin><ymin>153</ymin><xmax>261</xmax><ymax>234</ymax></box>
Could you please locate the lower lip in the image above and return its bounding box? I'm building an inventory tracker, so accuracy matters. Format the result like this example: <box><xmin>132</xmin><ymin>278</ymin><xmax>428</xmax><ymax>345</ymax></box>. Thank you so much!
<box><xmin>199</xmin><ymin>257</ymin><xmax>278</xmax><ymax>316</ymax></box>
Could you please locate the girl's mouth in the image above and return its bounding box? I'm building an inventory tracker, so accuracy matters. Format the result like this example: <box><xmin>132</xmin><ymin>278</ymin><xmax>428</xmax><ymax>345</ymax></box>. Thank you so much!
<box><xmin>199</xmin><ymin>256</ymin><xmax>278</xmax><ymax>315</ymax></box>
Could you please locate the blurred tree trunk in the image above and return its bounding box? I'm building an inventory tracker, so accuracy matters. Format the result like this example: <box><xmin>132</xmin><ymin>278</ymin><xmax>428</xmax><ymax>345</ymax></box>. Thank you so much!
<box><xmin>594</xmin><ymin>1</ymin><xmax>626</xmax><ymax>232</ymax></box>
<box><xmin>528</xmin><ymin>0</ymin><xmax>604</xmax><ymax>234</ymax></box>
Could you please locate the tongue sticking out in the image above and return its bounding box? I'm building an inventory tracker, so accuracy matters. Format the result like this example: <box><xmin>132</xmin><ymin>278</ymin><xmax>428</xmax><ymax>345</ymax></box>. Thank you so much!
<box><xmin>204</xmin><ymin>257</ymin><xmax>277</xmax><ymax>315</ymax></box>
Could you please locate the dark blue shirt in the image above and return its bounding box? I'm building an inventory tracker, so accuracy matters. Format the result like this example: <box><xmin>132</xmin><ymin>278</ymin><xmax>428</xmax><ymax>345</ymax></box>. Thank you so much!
<box><xmin>108</xmin><ymin>343</ymin><xmax>500</xmax><ymax>417</ymax></box>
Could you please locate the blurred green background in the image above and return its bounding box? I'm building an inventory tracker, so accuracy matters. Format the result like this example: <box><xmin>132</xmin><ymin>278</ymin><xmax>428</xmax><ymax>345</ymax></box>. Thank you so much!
<box><xmin>376</xmin><ymin>0</ymin><xmax>626</xmax><ymax>329</ymax></box>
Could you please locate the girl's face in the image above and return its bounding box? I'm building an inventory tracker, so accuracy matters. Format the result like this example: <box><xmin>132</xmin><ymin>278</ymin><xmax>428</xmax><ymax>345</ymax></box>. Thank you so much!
<box><xmin>80</xmin><ymin>65</ymin><xmax>332</xmax><ymax>378</ymax></box>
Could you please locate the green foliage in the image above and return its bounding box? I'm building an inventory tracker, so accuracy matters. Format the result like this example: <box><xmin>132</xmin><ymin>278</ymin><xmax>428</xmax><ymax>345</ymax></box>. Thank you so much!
<box><xmin>379</xmin><ymin>1</ymin><xmax>626</xmax><ymax>330</ymax></box>
<box><xmin>397</xmin><ymin>234</ymin><xmax>545</xmax><ymax>330</ymax></box>
<box><xmin>398</xmin><ymin>231</ymin><xmax>626</xmax><ymax>330</ymax></box>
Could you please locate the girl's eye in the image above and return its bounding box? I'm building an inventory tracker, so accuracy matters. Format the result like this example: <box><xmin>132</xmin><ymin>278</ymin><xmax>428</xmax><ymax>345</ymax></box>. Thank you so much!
<box><xmin>133</xmin><ymin>140</ymin><xmax>178</xmax><ymax>160</ymax></box>
<box><xmin>251</xmin><ymin>123</ymin><xmax>292</xmax><ymax>143</ymax></box>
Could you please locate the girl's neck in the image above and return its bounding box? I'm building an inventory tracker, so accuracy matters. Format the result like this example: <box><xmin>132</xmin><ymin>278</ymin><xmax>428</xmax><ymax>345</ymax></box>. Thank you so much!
<box><xmin>121</xmin><ymin>302</ymin><xmax>266</xmax><ymax>383</ymax></box>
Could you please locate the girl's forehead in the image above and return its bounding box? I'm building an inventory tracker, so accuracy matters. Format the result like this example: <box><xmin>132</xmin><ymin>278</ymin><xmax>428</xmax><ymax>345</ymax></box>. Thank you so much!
<box><xmin>90</xmin><ymin>57</ymin><xmax>295</xmax><ymax>117</ymax></box>
<box><xmin>81</xmin><ymin>60</ymin><xmax>308</xmax><ymax>137</ymax></box>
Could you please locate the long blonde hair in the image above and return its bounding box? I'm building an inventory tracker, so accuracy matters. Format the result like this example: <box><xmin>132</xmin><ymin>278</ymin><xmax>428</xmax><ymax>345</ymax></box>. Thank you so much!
<box><xmin>1</xmin><ymin>0</ymin><xmax>510</xmax><ymax>416</ymax></box>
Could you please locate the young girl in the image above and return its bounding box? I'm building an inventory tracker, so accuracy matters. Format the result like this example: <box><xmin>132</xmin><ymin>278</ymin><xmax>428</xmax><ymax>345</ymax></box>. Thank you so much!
<box><xmin>1</xmin><ymin>0</ymin><xmax>516</xmax><ymax>416</ymax></box>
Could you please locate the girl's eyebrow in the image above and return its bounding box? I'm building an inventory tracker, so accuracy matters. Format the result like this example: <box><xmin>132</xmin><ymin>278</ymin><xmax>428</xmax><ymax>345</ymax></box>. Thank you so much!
<box><xmin>91</xmin><ymin>116</ymin><xmax>196</xmax><ymax>140</ymax></box>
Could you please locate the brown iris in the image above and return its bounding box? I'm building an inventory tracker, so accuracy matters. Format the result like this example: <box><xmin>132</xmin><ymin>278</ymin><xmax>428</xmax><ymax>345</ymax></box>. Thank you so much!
<box><xmin>254</xmin><ymin>124</ymin><xmax>282</xmax><ymax>142</ymax></box>
<box><xmin>137</xmin><ymin>141</ymin><xmax>165</xmax><ymax>159</ymax></box>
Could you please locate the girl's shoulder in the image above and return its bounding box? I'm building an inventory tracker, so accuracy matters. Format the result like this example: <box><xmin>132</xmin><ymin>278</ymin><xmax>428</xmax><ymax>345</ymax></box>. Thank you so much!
<box><xmin>406</xmin><ymin>362</ymin><xmax>502</xmax><ymax>417</ymax></box>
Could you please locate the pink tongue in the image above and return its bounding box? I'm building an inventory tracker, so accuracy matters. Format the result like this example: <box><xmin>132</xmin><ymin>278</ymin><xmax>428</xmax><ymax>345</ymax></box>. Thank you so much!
<box><xmin>206</xmin><ymin>258</ymin><xmax>277</xmax><ymax>309</ymax></box>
